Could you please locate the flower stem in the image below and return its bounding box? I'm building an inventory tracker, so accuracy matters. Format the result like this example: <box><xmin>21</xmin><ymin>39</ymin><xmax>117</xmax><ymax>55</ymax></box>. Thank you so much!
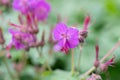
<box><xmin>22</xmin><ymin>51</ymin><xmax>27</xmax><ymax>67</ymax></box>
<box><xmin>77</xmin><ymin>45</ymin><xmax>83</xmax><ymax>72</ymax></box>
<box><xmin>83</xmin><ymin>41</ymin><xmax>120</xmax><ymax>77</ymax></box>
<box><xmin>36</xmin><ymin>47</ymin><xmax>43</xmax><ymax>57</ymax></box>
<box><xmin>3</xmin><ymin>58</ymin><xmax>15</xmax><ymax>80</ymax></box>
<box><xmin>36</xmin><ymin>47</ymin><xmax>52</xmax><ymax>72</ymax></box>
<box><xmin>71</xmin><ymin>49</ymin><xmax>75</xmax><ymax>75</ymax></box>
<box><xmin>45</xmin><ymin>60</ymin><xmax>52</xmax><ymax>72</ymax></box>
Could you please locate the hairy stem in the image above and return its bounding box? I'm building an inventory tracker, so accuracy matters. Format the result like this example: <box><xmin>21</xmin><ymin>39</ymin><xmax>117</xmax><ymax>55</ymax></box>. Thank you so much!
<box><xmin>36</xmin><ymin>47</ymin><xmax>52</xmax><ymax>72</ymax></box>
<box><xmin>3</xmin><ymin>58</ymin><xmax>15</xmax><ymax>80</ymax></box>
<box><xmin>71</xmin><ymin>49</ymin><xmax>75</xmax><ymax>75</ymax></box>
<box><xmin>77</xmin><ymin>45</ymin><xmax>83</xmax><ymax>72</ymax></box>
<box><xmin>45</xmin><ymin>60</ymin><xmax>52</xmax><ymax>72</ymax></box>
<box><xmin>36</xmin><ymin>47</ymin><xmax>43</xmax><ymax>57</ymax></box>
<box><xmin>22</xmin><ymin>51</ymin><xmax>27</xmax><ymax>67</ymax></box>
<box><xmin>83</xmin><ymin>41</ymin><xmax>120</xmax><ymax>77</ymax></box>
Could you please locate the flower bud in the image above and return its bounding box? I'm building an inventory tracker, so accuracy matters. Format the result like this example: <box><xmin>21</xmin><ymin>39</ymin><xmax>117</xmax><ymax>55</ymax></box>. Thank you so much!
<box><xmin>79</xmin><ymin>30</ymin><xmax>88</xmax><ymax>38</ymax></box>
<box><xmin>79</xmin><ymin>35</ymin><xmax>84</xmax><ymax>43</ymax></box>
<box><xmin>83</xmin><ymin>15</ymin><xmax>90</xmax><ymax>30</ymax></box>
<box><xmin>6</xmin><ymin>52</ymin><xmax>11</xmax><ymax>59</ymax></box>
<box><xmin>87</xmin><ymin>73</ymin><xmax>102</xmax><ymax>80</ymax></box>
<box><xmin>100</xmin><ymin>56</ymin><xmax>115</xmax><ymax>72</ymax></box>
<box><xmin>100</xmin><ymin>63</ymin><xmax>108</xmax><ymax>72</ymax></box>
<box><xmin>94</xmin><ymin>60</ymin><xmax>99</xmax><ymax>68</ymax></box>
<box><xmin>94</xmin><ymin>44</ymin><xmax>99</xmax><ymax>68</ymax></box>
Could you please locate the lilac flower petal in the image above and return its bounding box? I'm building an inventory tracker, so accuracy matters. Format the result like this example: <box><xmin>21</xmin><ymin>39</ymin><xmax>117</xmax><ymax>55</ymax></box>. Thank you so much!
<box><xmin>53</xmin><ymin>39</ymin><xmax>65</xmax><ymax>52</ymax></box>
<box><xmin>9</xmin><ymin>28</ymin><xmax>36</xmax><ymax>50</ymax></box>
<box><xmin>54</xmin><ymin>44</ymin><xmax>62</xmax><ymax>52</ymax></box>
<box><xmin>13</xmin><ymin>0</ymin><xmax>28</xmax><ymax>14</ymax></box>
<box><xmin>9</xmin><ymin>28</ymin><xmax>17</xmax><ymax>34</ymax></box>
<box><xmin>31</xmin><ymin>0</ymin><xmax>51</xmax><ymax>20</ymax></box>
<box><xmin>13</xmin><ymin>40</ymin><xmax>25</xmax><ymax>50</ymax></box>
<box><xmin>67</xmin><ymin>27</ymin><xmax>79</xmax><ymax>48</ymax></box>
<box><xmin>53</xmin><ymin>23</ymin><xmax>67</xmax><ymax>41</ymax></box>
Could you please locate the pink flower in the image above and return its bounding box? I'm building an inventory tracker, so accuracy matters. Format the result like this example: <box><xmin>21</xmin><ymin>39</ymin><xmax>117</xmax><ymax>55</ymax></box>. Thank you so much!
<box><xmin>87</xmin><ymin>73</ymin><xmax>101</xmax><ymax>80</ymax></box>
<box><xmin>100</xmin><ymin>56</ymin><xmax>115</xmax><ymax>71</ymax></box>
<box><xmin>12</xmin><ymin>0</ymin><xmax>29</xmax><ymax>14</ymax></box>
<box><xmin>9</xmin><ymin>29</ymin><xmax>36</xmax><ymax>50</ymax></box>
<box><xmin>34</xmin><ymin>0</ymin><xmax>51</xmax><ymax>21</ymax></box>
<box><xmin>12</xmin><ymin>0</ymin><xmax>51</xmax><ymax>21</ymax></box>
<box><xmin>53</xmin><ymin>23</ymin><xmax>79</xmax><ymax>54</ymax></box>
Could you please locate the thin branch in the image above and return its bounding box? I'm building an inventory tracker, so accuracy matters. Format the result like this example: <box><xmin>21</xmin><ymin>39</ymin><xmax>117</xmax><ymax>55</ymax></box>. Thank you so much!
<box><xmin>3</xmin><ymin>58</ymin><xmax>15</xmax><ymax>80</ymax></box>
<box><xmin>71</xmin><ymin>49</ymin><xmax>75</xmax><ymax>75</ymax></box>
<box><xmin>77</xmin><ymin>45</ymin><xmax>83</xmax><ymax>72</ymax></box>
<box><xmin>83</xmin><ymin>41</ymin><xmax>120</xmax><ymax>77</ymax></box>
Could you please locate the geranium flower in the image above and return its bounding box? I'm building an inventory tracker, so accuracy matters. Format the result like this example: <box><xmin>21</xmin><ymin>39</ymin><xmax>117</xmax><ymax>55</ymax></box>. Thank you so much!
<box><xmin>34</xmin><ymin>0</ymin><xmax>51</xmax><ymax>21</ymax></box>
<box><xmin>9</xmin><ymin>29</ymin><xmax>36</xmax><ymax>50</ymax></box>
<box><xmin>53</xmin><ymin>23</ymin><xmax>79</xmax><ymax>54</ymax></box>
<box><xmin>87</xmin><ymin>73</ymin><xmax>101</xmax><ymax>80</ymax></box>
<box><xmin>12</xmin><ymin>0</ymin><xmax>51</xmax><ymax>20</ymax></box>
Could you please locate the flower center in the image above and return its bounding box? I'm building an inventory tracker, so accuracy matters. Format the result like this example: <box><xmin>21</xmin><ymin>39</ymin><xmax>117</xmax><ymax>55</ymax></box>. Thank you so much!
<box><xmin>61</xmin><ymin>33</ymin><xmax>67</xmax><ymax>39</ymax></box>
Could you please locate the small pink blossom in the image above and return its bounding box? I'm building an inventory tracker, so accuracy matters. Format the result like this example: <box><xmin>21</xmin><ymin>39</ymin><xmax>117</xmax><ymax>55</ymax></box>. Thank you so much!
<box><xmin>87</xmin><ymin>73</ymin><xmax>101</xmax><ymax>80</ymax></box>
<box><xmin>9</xmin><ymin>28</ymin><xmax>36</xmax><ymax>50</ymax></box>
<box><xmin>53</xmin><ymin>23</ymin><xmax>79</xmax><ymax>54</ymax></box>
<box><xmin>12</xmin><ymin>0</ymin><xmax>51</xmax><ymax>21</ymax></box>
<box><xmin>100</xmin><ymin>56</ymin><xmax>115</xmax><ymax>71</ymax></box>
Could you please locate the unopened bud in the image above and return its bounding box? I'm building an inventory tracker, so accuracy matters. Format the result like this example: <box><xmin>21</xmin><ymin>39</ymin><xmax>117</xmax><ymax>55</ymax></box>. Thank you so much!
<box><xmin>100</xmin><ymin>56</ymin><xmax>115</xmax><ymax>72</ymax></box>
<box><xmin>94</xmin><ymin>43</ymin><xmax>99</xmax><ymax>68</ymax></box>
<box><xmin>83</xmin><ymin>15</ymin><xmax>90</xmax><ymax>30</ymax></box>
<box><xmin>79</xmin><ymin>36</ymin><xmax>84</xmax><ymax>43</ymax></box>
<box><xmin>79</xmin><ymin>30</ymin><xmax>88</xmax><ymax>38</ymax></box>
<box><xmin>87</xmin><ymin>73</ymin><xmax>102</xmax><ymax>80</ymax></box>
<box><xmin>100</xmin><ymin>63</ymin><xmax>108</xmax><ymax>72</ymax></box>
<box><xmin>6</xmin><ymin>52</ymin><xmax>11</xmax><ymax>59</ymax></box>
<box><xmin>94</xmin><ymin>60</ymin><xmax>99</xmax><ymax>68</ymax></box>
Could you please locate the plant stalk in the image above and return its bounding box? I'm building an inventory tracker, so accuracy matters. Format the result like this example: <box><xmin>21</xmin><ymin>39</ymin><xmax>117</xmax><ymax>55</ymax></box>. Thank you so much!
<box><xmin>77</xmin><ymin>45</ymin><xmax>83</xmax><ymax>72</ymax></box>
<box><xmin>71</xmin><ymin>49</ymin><xmax>75</xmax><ymax>75</ymax></box>
<box><xmin>3</xmin><ymin>58</ymin><xmax>15</xmax><ymax>80</ymax></box>
<box><xmin>83</xmin><ymin>41</ymin><xmax>120</xmax><ymax>77</ymax></box>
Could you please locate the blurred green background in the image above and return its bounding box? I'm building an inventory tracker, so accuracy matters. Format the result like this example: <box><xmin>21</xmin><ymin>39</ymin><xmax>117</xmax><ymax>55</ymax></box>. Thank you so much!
<box><xmin>0</xmin><ymin>0</ymin><xmax>120</xmax><ymax>80</ymax></box>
